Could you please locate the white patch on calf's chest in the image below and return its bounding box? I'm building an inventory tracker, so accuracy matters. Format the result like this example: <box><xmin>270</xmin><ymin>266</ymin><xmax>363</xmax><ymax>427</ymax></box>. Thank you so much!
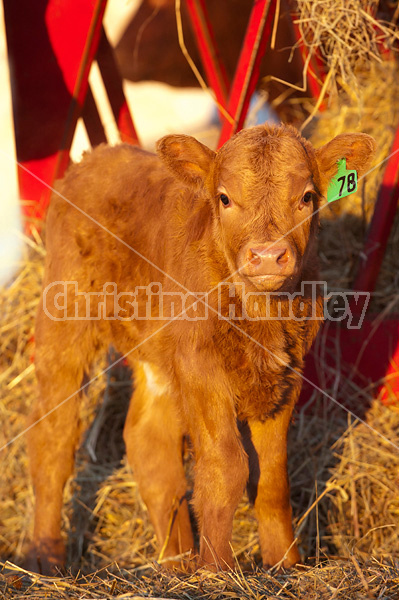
<box><xmin>141</xmin><ymin>361</ymin><xmax>171</xmax><ymax>397</ymax></box>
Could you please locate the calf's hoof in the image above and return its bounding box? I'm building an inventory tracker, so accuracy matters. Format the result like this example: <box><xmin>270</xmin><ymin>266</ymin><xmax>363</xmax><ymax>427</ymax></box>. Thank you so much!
<box><xmin>263</xmin><ymin>544</ymin><xmax>301</xmax><ymax>571</ymax></box>
<box><xmin>158</xmin><ymin>551</ymin><xmax>198</xmax><ymax>573</ymax></box>
<box><xmin>25</xmin><ymin>539</ymin><xmax>66</xmax><ymax>576</ymax></box>
<box><xmin>198</xmin><ymin>544</ymin><xmax>235</xmax><ymax>572</ymax></box>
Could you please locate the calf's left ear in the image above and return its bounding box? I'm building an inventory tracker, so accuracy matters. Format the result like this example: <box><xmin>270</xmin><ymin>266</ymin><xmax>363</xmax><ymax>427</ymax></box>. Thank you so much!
<box><xmin>315</xmin><ymin>132</ymin><xmax>376</xmax><ymax>185</ymax></box>
<box><xmin>156</xmin><ymin>134</ymin><xmax>216</xmax><ymax>190</ymax></box>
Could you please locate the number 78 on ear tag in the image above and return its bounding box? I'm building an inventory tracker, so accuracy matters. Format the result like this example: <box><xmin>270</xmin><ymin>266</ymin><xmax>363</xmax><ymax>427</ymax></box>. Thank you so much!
<box><xmin>327</xmin><ymin>158</ymin><xmax>358</xmax><ymax>203</ymax></box>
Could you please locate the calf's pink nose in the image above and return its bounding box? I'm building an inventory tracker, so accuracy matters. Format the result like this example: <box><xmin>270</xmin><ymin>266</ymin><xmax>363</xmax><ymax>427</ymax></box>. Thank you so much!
<box><xmin>245</xmin><ymin>244</ymin><xmax>292</xmax><ymax>276</ymax></box>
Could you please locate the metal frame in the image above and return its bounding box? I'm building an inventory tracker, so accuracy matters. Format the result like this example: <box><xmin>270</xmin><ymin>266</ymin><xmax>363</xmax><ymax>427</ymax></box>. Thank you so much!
<box><xmin>4</xmin><ymin>0</ymin><xmax>138</xmax><ymax>226</ymax></box>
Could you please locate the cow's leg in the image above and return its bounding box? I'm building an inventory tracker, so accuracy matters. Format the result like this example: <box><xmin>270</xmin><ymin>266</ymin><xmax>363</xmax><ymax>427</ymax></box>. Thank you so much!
<box><xmin>246</xmin><ymin>404</ymin><xmax>300</xmax><ymax>569</ymax></box>
<box><xmin>177</xmin><ymin>357</ymin><xmax>249</xmax><ymax>571</ymax></box>
<box><xmin>27</xmin><ymin>316</ymin><xmax>94</xmax><ymax>575</ymax></box>
<box><xmin>192</xmin><ymin>424</ymin><xmax>248</xmax><ymax>570</ymax></box>
<box><xmin>124</xmin><ymin>362</ymin><xmax>194</xmax><ymax>567</ymax></box>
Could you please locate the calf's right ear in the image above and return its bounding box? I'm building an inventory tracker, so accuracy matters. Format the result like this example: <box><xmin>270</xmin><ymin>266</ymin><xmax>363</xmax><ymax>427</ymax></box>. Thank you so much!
<box><xmin>156</xmin><ymin>134</ymin><xmax>216</xmax><ymax>190</ymax></box>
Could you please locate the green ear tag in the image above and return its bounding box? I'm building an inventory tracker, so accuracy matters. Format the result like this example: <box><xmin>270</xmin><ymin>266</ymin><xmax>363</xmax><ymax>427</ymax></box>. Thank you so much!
<box><xmin>327</xmin><ymin>158</ymin><xmax>358</xmax><ymax>203</ymax></box>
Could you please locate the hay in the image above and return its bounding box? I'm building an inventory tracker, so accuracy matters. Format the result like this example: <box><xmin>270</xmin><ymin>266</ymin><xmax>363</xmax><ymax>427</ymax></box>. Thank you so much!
<box><xmin>318</xmin><ymin>207</ymin><xmax>399</xmax><ymax>313</ymax></box>
<box><xmin>326</xmin><ymin>401</ymin><xmax>399</xmax><ymax>560</ymax></box>
<box><xmin>293</xmin><ymin>0</ymin><xmax>399</xmax><ymax>113</ymax></box>
<box><xmin>295</xmin><ymin>0</ymin><xmax>399</xmax><ymax>79</ymax></box>
<box><xmin>2</xmin><ymin>558</ymin><xmax>399</xmax><ymax>599</ymax></box>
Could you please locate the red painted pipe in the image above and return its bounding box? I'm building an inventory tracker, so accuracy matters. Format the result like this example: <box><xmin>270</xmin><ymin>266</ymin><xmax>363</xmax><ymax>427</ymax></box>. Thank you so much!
<box><xmin>218</xmin><ymin>0</ymin><xmax>276</xmax><ymax>147</ymax></box>
<box><xmin>352</xmin><ymin>122</ymin><xmax>399</xmax><ymax>293</ymax></box>
<box><xmin>185</xmin><ymin>0</ymin><xmax>230</xmax><ymax>109</ymax></box>
<box><xmin>4</xmin><ymin>0</ymin><xmax>108</xmax><ymax>226</ymax></box>
<box><xmin>96</xmin><ymin>28</ymin><xmax>140</xmax><ymax>146</ymax></box>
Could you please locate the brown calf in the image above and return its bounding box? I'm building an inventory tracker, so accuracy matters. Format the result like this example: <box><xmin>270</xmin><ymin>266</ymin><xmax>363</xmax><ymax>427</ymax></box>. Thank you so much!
<box><xmin>27</xmin><ymin>124</ymin><xmax>375</xmax><ymax>574</ymax></box>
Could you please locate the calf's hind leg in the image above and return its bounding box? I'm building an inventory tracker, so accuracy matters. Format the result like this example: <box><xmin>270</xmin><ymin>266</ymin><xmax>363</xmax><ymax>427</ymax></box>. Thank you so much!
<box><xmin>27</xmin><ymin>316</ymin><xmax>99</xmax><ymax>574</ymax></box>
<box><xmin>124</xmin><ymin>362</ymin><xmax>194</xmax><ymax>567</ymax></box>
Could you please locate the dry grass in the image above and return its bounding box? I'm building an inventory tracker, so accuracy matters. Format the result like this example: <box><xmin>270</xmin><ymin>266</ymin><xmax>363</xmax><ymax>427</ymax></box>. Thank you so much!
<box><xmin>327</xmin><ymin>402</ymin><xmax>399</xmax><ymax>560</ymax></box>
<box><xmin>292</xmin><ymin>0</ymin><xmax>399</xmax><ymax>126</ymax></box>
<box><xmin>294</xmin><ymin>0</ymin><xmax>399</xmax><ymax>84</ymax></box>
<box><xmin>2</xmin><ymin>558</ymin><xmax>399</xmax><ymax>599</ymax></box>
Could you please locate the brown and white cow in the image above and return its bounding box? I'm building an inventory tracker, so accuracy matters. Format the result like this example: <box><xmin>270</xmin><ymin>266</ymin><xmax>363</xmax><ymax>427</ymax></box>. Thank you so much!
<box><xmin>27</xmin><ymin>123</ymin><xmax>375</xmax><ymax>574</ymax></box>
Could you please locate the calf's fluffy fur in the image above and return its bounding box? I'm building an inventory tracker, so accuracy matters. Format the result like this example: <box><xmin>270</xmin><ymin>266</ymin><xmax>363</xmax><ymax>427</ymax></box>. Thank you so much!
<box><xmin>28</xmin><ymin>124</ymin><xmax>376</xmax><ymax>574</ymax></box>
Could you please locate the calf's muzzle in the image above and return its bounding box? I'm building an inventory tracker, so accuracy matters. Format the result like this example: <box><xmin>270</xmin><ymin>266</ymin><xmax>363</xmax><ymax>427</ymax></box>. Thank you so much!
<box><xmin>239</xmin><ymin>242</ymin><xmax>294</xmax><ymax>279</ymax></box>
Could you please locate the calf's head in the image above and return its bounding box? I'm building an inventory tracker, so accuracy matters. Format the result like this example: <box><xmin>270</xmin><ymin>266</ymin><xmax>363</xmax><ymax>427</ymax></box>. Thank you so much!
<box><xmin>157</xmin><ymin>124</ymin><xmax>376</xmax><ymax>292</ymax></box>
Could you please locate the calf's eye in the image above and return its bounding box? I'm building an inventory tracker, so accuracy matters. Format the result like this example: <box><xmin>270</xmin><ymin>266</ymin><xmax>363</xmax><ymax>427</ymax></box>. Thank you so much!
<box><xmin>303</xmin><ymin>192</ymin><xmax>313</xmax><ymax>203</ymax></box>
<box><xmin>299</xmin><ymin>191</ymin><xmax>315</xmax><ymax>209</ymax></box>
<box><xmin>220</xmin><ymin>193</ymin><xmax>231</xmax><ymax>207</ymax></box>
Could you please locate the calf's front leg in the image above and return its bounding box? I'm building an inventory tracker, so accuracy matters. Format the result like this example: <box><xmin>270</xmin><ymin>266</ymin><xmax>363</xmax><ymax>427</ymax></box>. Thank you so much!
<box><xmin>177</xmin><ymin>355</ymin><xmax>249</xmax><ymax>570</ymax></box>
<box><xmin>246</xmin><ymin>404</ymin><xmax>300</xmax><ymax>569</ymax></box>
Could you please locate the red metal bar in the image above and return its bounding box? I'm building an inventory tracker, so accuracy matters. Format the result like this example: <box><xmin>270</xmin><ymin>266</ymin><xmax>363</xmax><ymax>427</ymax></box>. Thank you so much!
<box><xmin>301</xmin><ymin>316</ymin><xmax>399</xmax><ymax>409</ymax></box>
<box><xmin>4</xmin><ymin>0</ymin><xmax>108</xmax><ymax>227</ymax></box>
<box><xmin>51</xmin><ymin>0</ymin><xmax>108</xmax><ymax>184</ymax></box>
<box><xmin>352</xmin><ymin>123</ymin><xmax>399</xmax><ymax>293</ymax></box>
<box><xmin>96</xmin><ymin>28</ymin><xmax>140</xmax><ymax>145</ymax></box>
<box><xmin>218</xmin><ymin>0</ymin><xmax>276</xmax><ymax>147</ymax></box>
<box><xmin>185</xmin><ymin>0</ymin><xmax>230</xmax><ymax>108</ymax></box>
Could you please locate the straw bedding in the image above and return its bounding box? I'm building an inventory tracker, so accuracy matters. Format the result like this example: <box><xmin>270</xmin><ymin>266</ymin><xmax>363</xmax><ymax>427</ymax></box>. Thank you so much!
<box><xmin>1</xmin><ymin>1</ymin><xmax>399</xmax><ymax>596</ymax></box>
